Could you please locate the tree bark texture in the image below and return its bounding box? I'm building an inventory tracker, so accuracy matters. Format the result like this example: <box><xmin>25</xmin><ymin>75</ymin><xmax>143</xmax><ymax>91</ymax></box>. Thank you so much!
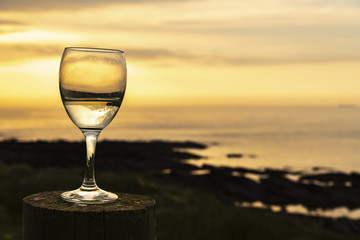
<box><xmin>23</xmin><ymin>191</ymin><xmax>156</xmax><ymax>240</ymax></box>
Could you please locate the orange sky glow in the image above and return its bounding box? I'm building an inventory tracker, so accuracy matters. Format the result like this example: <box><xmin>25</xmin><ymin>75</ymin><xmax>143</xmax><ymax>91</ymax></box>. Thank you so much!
<box><xmin>1</xmin><ymin>0</ymin><xmax>360</xmax><ymax>107</ymax></box>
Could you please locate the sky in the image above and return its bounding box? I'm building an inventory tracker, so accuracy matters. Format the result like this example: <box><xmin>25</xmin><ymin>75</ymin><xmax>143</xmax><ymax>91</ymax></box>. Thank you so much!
<box><xmin>0</xmin><ymin>0</ymin><xmax>360</xmax><ymax>107</ymax></box>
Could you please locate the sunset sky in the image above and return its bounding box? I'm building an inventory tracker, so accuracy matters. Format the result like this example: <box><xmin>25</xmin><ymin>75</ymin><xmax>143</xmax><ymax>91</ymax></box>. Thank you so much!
<box><xmin>0</xmin><ymin>0</ymin><xmax>360</xmax><ymax>107</ymax></box>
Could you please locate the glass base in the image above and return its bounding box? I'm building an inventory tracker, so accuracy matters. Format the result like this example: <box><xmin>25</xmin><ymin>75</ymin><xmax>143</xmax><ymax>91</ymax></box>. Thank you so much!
<box><xmin>61</xmin><ymin>187</ymin><xmax>118</xmax><ymax>204</ymax></box>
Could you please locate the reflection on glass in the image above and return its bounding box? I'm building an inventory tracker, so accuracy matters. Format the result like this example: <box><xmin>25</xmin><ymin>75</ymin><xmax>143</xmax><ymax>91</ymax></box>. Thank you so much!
<box><xmin>59</xmin><ymin>47</ymin><xmax>127</xmax><ymax>204</ymax></box>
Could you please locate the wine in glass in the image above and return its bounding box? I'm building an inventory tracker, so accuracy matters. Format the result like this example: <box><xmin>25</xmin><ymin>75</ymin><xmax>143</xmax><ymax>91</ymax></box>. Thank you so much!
<box><xmin>59</xmin><ymin>47</ymin><xmax>126</xmax><ymax>204</ymax></box>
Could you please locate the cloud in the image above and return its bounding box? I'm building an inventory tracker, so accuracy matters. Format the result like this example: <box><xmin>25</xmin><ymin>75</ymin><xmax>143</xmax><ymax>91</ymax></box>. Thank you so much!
<box><xmin>0</xmin><ymin>19</ymin><xmax>24</xmax><ymax>25</ymax></box>
<box><xmin>306</xmin><ymin>0</ymin><xmax>360</xmax><ymax>7</ymax></box>
<box><xmin>0</xmin><ymin>43</ymin><xmax>63</xmax><ymax>63</ymax></box>
<box><xmin>0</xmin><ymin>0</ymin><xmax>184</xmax><ymax>11</ymax></box>
<box><xmin>1</xmin><ymin>43</ymin><xmax>360</xmax><ymax>66</ymax></box>
<box><xmin>0</xmin><ymin>19</ymin><xmax>26</xmax><ymax>34</ymax></box>
<box><xmin>121</xmin><ymin>47</ymin><xmax>360</xmax><ymax>65</ymax></box>
<box><xmin>0</xmin><ymin>0</ymin><xmax>118</xmax><ymax>10</ymax></box>
<box><xmin>0</xmin><ymin>44</ymin><xmax>195</xmax><ymax>63</ymax></box>
<box><xmin>126</xmin><ymin>48</ymin><xmax>196</xmax><ymax>60</ymax></box>
<box><xmin>220</xmin><ymin>55</ymin><xmax>360</xmax><ymax>65</ymax></box>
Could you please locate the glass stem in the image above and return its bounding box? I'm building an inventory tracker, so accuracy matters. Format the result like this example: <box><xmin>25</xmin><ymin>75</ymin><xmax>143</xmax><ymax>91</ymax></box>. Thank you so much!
<box><xmin>80</xmin><ymin>130</ymin><xmax>101</xmax><ymax>191</ymax></box>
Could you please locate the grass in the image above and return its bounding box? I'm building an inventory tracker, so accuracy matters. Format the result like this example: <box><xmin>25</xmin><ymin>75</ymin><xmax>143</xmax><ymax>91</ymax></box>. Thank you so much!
<box><xmin>0</xmin><ymin>162</ymin><xmax>357</xmax><ymax>240</ymax></box>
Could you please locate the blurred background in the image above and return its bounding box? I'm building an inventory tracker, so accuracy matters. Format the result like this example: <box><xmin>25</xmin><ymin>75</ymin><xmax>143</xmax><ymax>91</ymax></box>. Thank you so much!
<box><xmin>1</xmin><ymin>0</ymin><xmax>360</xmax><ymax>107</ymax></box>
<box><xmin>1</xmin><ymin>0</ymin><xmax>360</xmax><ymax>239</ymax></box>
<box><xmin>1</xmin><ymin>0</ymin><xmax>360</xmax><ymax>175</ymax></box>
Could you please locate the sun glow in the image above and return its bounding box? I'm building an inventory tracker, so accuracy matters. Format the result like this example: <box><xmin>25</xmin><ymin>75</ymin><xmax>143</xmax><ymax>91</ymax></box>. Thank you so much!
<box><xmin>0</xmin><ymin>59</ymin><xmax>60</xmax><ymax>107</ymax></box>
<box><xmin>0</xmin><ymin>0</ymin><xmax>360</xmax><ymax>107</ymax></box>
<box><xmin>0</xmin><ymin>30</ymin><xmax>78</xmax><ymax>43</ymax></box>
<box><xmin>0</xmin><ymin>58</ymin><xmax>59</xmax><ymax>72</ymax></box>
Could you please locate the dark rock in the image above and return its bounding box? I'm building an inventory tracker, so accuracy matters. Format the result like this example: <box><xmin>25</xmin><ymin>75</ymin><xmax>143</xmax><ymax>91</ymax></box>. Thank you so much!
<box><xmin>227</xmin><ymin>153</ymin><xmax>243</xmax><ymax>158</ymax></box>
<box><xmin>2</xmin><ymin>140</ymin><xmax>360</xmax><ymax>235</ymax></box>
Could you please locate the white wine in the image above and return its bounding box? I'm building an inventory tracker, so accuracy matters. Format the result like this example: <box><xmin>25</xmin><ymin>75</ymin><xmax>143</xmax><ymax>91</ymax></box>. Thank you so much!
<box><xmin>64</xmin><ymin>99</ymin><xmax>120</xmax><ymax>130</ymax></box>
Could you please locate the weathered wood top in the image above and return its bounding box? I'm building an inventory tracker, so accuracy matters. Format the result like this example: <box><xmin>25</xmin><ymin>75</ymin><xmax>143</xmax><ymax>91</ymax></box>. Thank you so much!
<box><xmin>23</xmin><ymin>191</ymin><xmax>156</xmax><ymax>213</ymax></box>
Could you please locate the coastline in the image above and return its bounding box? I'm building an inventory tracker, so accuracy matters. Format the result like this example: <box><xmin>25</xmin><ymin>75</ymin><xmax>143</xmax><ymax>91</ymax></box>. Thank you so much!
<box><xmin>0</xmin><ymin>139</ymin><xmax>360</xmax><ymax>236</ymax></box>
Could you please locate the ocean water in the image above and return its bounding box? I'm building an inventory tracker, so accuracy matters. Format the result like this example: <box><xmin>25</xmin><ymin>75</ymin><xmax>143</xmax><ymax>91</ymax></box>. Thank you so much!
<box><xmin>1</xmin><ymin>105</ymin><xmax>360</xmax><ymax>173</ymax></box>
<box><xmin>3</xmin><ymin>105</ymin><xmax>360</xmax><ymax>219</ymax></box>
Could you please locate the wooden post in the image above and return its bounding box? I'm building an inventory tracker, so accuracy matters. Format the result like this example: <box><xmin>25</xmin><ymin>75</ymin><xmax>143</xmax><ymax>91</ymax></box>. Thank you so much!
<box><xmin>23</xmin><ymin>191</ymin><xmax>156</xmax><ymax>240</ymax></box>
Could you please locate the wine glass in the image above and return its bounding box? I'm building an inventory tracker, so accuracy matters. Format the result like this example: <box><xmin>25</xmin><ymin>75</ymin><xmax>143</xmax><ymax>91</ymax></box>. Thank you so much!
<box><xmin>59</xmin><ymin>47</ymin><xmax>126</xmax><ymax>204</ymax></box>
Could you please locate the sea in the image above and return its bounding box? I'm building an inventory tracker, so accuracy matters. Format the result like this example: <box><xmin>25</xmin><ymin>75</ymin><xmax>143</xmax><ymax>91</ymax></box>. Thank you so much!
<box><xmin>2</xmin><ymin>105</ymin><xmax>360</xmax><ymax>219</ymax></box>
<box><xmin>1</xmin><ymin>105</ymin><xmax>360</xmax><ymax>173</ymax></box>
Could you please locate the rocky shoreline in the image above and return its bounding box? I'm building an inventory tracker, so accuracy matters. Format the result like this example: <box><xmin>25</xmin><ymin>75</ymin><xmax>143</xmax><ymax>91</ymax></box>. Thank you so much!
<box><xmin>1</xmin><ymin>139</ymin><xmax>360</xmax><ymax>235</ymax></box>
